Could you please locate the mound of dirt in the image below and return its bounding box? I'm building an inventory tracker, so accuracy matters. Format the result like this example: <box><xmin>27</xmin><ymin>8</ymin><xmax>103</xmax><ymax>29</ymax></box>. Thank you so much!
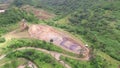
<box><xmin>28</xmin><ymin>24</ymin><xmax>89</xmax><ymax>58</ymax></box>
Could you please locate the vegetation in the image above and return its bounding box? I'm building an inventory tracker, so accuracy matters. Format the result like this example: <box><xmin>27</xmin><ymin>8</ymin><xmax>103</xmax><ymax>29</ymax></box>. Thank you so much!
<box><xmin>61</xmin><ymin>49</ymin><xmax>119</xmax><ymax>68</ymax></box>
<box><xmin>61</xmin><ymin>55</ymin><xmax>117</xmax><ymax>68</ymax></box>
<box><xmin>0</xmin><ymin>0</ymin><xmax>120</xmax><ymax>68</ymax></box>
<box><xmin>0</xmin><ymin>58</ymin><xmax>28</xmax><ymax>68</ymax></box>
<box><xmin>6</xmin><ymin>49</ymin><xmax>64</xmax><ymax>68</ymax></box>
<box><xmin>49</xmin><ymin>0</ymin><xmax>120</xmax><ymax>61</ymax></box>
<box><xmin>0</xmin><ymin>8</ymin><xmax>38</xmax><ymax>26</ymax></box>
<box><xmin>12</xmin><ymin>0</ymin><xmax>38</xmax><ymax>7</ymax></box>
<box><xmin>0</xmin><ymin>7</ymin><xmax>38</xmax><ymax>35</ymax></box>
<box><xmin>10</xmin><ymin>0</ymin><xmax>120</xmax><ymax>62</ymax></box>
<box><xmin>6</xmin><ymin>38</ymin><xmax>76</xmax><ymax>56</ymax></box>
<box><xmin>12</xmin><ymin>0</ymin><xmax>99</xmax><ymax>16</ymax></box>
<box><xmin>0</xmin><ymin>37</ymin><xmax>5</xmax><ymax>43</ymax></box>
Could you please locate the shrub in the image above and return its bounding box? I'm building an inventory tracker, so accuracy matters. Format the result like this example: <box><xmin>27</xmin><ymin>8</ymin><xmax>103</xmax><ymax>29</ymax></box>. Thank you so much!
<box><xmin>0</xmin><ymin>37</ymin><xmax>6</xmax><ymax>43</ymax></box>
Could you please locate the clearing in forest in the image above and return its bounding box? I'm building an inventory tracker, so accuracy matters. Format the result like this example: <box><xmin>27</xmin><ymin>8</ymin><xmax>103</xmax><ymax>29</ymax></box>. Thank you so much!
<box><xmin>28</xmin><ymin>24</ymin><xmax>89</xmax><ymax>59</ymax></box>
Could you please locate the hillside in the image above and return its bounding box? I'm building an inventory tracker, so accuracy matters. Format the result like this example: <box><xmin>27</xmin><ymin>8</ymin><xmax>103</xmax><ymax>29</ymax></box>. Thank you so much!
<box><xmin>0</xmin><ymin>0</ymin><xmax>120</xmax><ymax>68</ymax></box>
<box><xmin>54</xmin><ymin>0</ymin><xmax>120</xmax><ymax>61</ymax></box>
<box><xmin>0</xmin><ymin>7</ymin><xmax>38</xmax><ymax>35</ymax></box>
<box><xmin>43</xmin><ymin>0</ymin><xmax>120</xmax><ymax>67</ymax></box>
<box><xmin>11</xmin><ymin>0</ymin><xmax>97</xmax><ymax>15</ymax></box>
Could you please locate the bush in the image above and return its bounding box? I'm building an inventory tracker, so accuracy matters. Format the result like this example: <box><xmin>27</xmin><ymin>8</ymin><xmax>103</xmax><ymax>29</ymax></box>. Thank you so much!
<box><xmin>0</xmin><ymin>37</ymin><xmax>6</xmax><ymax>43</ymax></box>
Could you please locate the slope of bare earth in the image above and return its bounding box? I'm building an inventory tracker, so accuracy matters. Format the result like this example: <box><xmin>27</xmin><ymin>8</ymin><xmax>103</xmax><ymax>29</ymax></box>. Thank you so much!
<box><xmin>21</xmin><ymin>5</ymin><xmax>55</xmax><ymax>20</ymax></box>
<box><xmin>0</xmin><ymin>23</ymin><xmax>89</xmax><ymax>60</ymax></box>
<box><xmin>28</xmin><ymin>24</ymin><xmax>89</xmax><ymax>59</ymax></box>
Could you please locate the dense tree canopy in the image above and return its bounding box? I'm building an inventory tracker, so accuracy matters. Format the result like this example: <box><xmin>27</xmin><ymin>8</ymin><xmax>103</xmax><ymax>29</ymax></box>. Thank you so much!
<box><xmin>54</xmin><ymin>0</ymin><xmax>120</xmax><ymax>61</ymax></box>
<box><xmin>0</xmin><ymin>8</ymin><xmax>37</xmax><ymax>27</ymax></box>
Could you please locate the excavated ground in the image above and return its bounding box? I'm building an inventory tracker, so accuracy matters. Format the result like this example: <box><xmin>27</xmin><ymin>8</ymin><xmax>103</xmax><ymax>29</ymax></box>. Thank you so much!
<box><xmin>28</xmin><ymin>24</ymin><xmax>90</xmax><ymax>58</ymax></box>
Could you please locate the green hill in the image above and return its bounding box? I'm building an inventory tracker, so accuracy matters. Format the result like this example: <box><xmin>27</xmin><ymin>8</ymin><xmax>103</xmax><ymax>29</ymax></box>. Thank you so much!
<box><xmin>54</xmin><ymin>0</ymin><xmax>120</xmax><ymax>61</ymax></box>
<box><xmin>0</xmin><ymin>0</ymin><xmax>120</xmax><ymax>68</ymax></box>
<box><xmin>12</xmin><ymin>0</ymin><xmax>96</xmax><ymax>15</ymax></box>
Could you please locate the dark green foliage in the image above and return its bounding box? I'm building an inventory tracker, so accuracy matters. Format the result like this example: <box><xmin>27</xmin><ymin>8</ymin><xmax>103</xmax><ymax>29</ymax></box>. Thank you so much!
<box><xmin>61</xmin><ymin>55</ymin><xmax>109</xmax><ymax>68</ymax></box>
<box><xmin>90</xmin><ymin>56</ymin><xmax>109</xmax><ymax>68</ymax></box>
<box><xmin>37</xmin><ymin>0</ymin><xmax>107</xmax><ymax>15</ymax></box>
<box><xmin>11</xmin><ymin>0</ymin><xmax>99</xmax><ymax>15</ymax></box>
<box><xmin>52</xmin><ymin>0</ymin><xmax>120</xmax><ymax>61</ymax></box>
<box><xmin>0</xmin><ymin>37</ymin><xmax>5</xmax><ymax>43</ymax></box>
<box><xmin>0</xmin><ymin>8</ymin><xmax>38</xmax><ymax>34</ymax></box>
<box><xmin>12</xmin><ymin>0</ymin><xmax>37</xmax><ymax>7</ymax></box>
<box><xmin>37</xmin><ymin>0</ymin><xmax>82</xmax><ymax>15</ymax></box>
<box><xmin>0</xmin><ymin>8</ymin><xmax>23</xmax><ymax>26</ymax></box>
<box><xmin>0</xmin><ymin>8</ymin><xmax>38</xmax><ymax>27</ymax></box>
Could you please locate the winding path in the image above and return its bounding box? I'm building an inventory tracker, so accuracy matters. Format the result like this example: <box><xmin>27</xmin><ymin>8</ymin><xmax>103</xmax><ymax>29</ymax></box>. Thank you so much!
<box><xmin>0</xmin><ymin>47</ymin><xmax>73</xmax><ymax>68</ymax></box>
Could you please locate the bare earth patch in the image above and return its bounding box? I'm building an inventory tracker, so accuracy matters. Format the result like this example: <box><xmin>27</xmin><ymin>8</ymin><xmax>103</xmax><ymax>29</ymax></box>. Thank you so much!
<box><xmin>28</xmin><ymin>24</ymin><xmax>89</xmax><ymax>59</ymax></box>
<box><xmin>21</xmin><ymin>5</ymin><xmax>55</xmax><ymax>20</ymax></box>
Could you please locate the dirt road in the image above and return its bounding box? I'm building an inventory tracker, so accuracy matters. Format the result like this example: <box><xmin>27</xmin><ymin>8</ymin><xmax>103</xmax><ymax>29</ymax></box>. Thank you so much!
<box><xmin>0</xmin><ymin>46</ymin><xmax>89</xmax><ymax>68</ymax></box>
<box><xmin>0</xmin><ymin>47</ymin><xmax>72</xmax><ymax>68</ymax></box>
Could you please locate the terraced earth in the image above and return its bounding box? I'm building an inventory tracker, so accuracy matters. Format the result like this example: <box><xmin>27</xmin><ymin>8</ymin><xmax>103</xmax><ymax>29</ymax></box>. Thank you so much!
<box><xmin>0</xmin><ymin>23</ymin><xmax>90</xmax><ymax>68</ymax></box>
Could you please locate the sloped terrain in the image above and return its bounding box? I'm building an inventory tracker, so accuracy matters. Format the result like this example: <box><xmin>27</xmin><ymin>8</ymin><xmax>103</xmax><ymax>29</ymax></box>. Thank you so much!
<box><xmin>0</xmin><ymin>0</ymin><xmax>120</xmax><ymax>68</ymax></box>
<box><xmin>29</xmin><ymin>24</ymin><xmax>89</xmax><ymax>58</ymax></box>
<box><xmin>21</xmin><ymin>5</ymin><xmax>55</xmax><ymax>20</ymax></box>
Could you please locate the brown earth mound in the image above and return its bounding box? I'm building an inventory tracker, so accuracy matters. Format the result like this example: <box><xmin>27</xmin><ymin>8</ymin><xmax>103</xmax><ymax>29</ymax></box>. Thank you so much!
<box><xmin>28</xmin><ymin>24</ymin><xmax>89</xmax><ymax>58</ymax></box>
